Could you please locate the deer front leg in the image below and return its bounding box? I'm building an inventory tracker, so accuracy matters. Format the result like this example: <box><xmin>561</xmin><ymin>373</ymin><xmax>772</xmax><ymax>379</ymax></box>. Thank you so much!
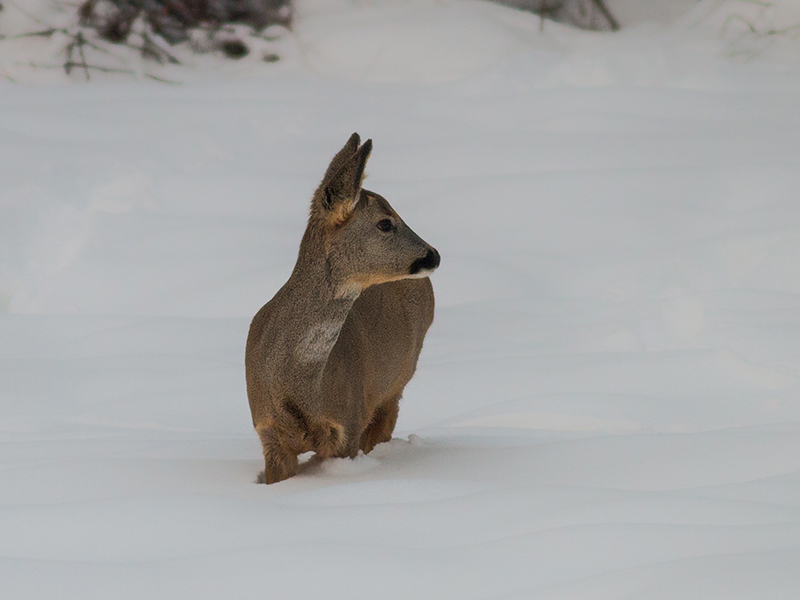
<box><xmin>310</xmin><ymin>418</ymin><xmax>347</xmax><ymax>460</ymax></box>
<box><xmin>359</xmin><ymin>398</ymin><xmax>400</xmax><ymax>454</ymax></box>
<box><xmin>256</xmin><ymin>422</ymin><xmax>300</xmax><ymax>484</ymax></box>
<box><xmin>334</xmin><ymin>416</ymin><xmax>363</xmax><ymax>459</ymax></box>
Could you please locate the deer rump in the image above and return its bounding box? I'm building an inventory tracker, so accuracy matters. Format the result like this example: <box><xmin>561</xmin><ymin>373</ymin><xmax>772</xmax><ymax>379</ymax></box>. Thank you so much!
<box><xmin>245</xmin><ymin>134</ymin><xmax>438</xmax><ymax>484</ymax></box>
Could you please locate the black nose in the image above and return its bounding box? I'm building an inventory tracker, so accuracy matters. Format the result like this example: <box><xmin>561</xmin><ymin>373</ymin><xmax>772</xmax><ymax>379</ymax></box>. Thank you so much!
<box><xmin>410</xmin><ymin>248</ymin><xmax>440</xmax><ymax>275</ymax></box>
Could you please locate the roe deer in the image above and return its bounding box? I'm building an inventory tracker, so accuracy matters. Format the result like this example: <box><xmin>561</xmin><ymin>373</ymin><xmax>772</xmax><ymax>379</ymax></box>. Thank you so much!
<box><xmin>245</xmin><ymin>134</ymin><xmax>439</xmax><ymax>484</ymax></box>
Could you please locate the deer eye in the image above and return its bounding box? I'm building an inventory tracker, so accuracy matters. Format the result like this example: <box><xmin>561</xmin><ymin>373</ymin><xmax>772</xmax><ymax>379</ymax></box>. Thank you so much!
<box><xmin>376</xmin><ymin>219</ymin><xmax>393</xmax><ymax>232</ymax></box>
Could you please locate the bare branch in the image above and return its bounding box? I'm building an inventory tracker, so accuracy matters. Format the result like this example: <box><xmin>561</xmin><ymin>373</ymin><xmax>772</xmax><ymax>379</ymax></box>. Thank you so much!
<box><xmin>589</xmin><ymin>0</ymin><xmax>618</xmax><ymax>31</ymax></box>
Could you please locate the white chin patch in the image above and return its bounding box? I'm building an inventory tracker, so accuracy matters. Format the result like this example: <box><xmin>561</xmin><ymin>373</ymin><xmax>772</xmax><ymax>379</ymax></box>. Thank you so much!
<box><xmin>407</xmin><ymin>269</ymin><xmax>434</xmax><ymax>279</ymax></box>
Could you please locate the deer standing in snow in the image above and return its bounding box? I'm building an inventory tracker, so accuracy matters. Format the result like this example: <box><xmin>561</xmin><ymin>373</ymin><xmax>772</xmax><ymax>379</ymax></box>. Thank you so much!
<box><xmin>245</xmin><ymin>134</ymin><xmax>439</xmax><ymax>484</ymax></box>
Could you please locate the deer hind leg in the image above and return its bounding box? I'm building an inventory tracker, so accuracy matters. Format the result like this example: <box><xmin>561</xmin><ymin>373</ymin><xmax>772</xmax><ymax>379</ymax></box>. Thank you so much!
<box><xmin>255</xmin><ymin>421</ymin><xmax>301</xmax><ymax>484</ymax></box>
<box><xmin>360</xmin><ymin>397</ymin><xmax>400</xmax><ymax>454</ymax></box>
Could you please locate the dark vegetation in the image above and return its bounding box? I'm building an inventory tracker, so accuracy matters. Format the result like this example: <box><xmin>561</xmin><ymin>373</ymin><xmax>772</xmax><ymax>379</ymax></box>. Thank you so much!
<box><xmin>494</xmin><ymin>0</ymin><xmax>619</xmax><ymax>31</ymax></box>
<box><xmin>71</xmin><ymin>0</ymin><xmax>617</xmax><ymax>62</ymax></box>
<box><xmin>77</xmin><ymin>0</ymin><xmax>291</xmax><ymax>60</ymax></box>
<box><xmin>0</xmin><ymin>0</ymin><xmax>622</xmax><ymax>81</ymax></box>
<box><xmin>78</xmin><ymin>0</ymin><xmax>292</xmax><ymax>46</ymax></box>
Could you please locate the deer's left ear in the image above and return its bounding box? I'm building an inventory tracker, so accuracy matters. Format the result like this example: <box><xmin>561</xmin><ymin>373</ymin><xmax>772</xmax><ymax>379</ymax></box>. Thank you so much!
<box><xmin>315</xmin><ymin>139</ymin><xmax>372</xmax><ymax>225</ymax></box>
<box><xmin>321</xmin><ymin>132</ymin><xmax>361</xmax><ymax>183</ymax></box>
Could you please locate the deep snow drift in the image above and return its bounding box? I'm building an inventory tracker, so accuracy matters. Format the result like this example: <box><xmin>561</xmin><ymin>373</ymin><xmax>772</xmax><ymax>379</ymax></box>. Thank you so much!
<box><xmin>1</xmin><ymin>1</ymin><xmax>800</xmax><ymax>599</ymax></box>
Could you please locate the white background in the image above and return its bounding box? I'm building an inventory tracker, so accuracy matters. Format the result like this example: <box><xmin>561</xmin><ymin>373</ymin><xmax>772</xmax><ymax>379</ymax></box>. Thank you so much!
<box><xmin>1</xmin><ymin>1</ymin><xmax>800</xmax><ymax>598</ymax></box>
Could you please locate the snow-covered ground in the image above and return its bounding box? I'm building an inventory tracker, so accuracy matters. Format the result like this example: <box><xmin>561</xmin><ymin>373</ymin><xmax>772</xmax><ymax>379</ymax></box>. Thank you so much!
<box><xmin>2</xmin><ymin>1</ymin><xmax>800</xmax><ymax>598</ymax></box>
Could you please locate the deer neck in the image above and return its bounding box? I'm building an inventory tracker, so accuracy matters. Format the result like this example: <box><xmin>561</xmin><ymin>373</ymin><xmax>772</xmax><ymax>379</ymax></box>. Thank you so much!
<box><xmin>277</xmin><ymin>247</ymin><xmax>361</xmax><ymax>384</ymax></box>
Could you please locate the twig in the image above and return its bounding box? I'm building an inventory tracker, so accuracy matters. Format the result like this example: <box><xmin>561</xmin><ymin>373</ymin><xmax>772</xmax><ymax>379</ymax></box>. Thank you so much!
<box><xmin>723</xmin><ymin>14</ymin><xmax>758</xmax><ymax>35</ymax></box>
<box><xmin>10</xmin><ymin>29</ymin><xmax>60</xmax><ymax>39</ymax></box>
<box><xmin>765</xmin><ymin>23</ymin><xmax>800</xmax><ymax>36</ymax></box>
<box><xmin>589</xmin><ymin>0</ymin><xmax>619</xmax><ymax>31</ymax></box>
<box><xmin>140</xmin><ymin>31</ymin><xmax>181</xmax><ymax>65</ymax></box>
<box><xmin>76</xmin><ymin>32</ymin><xmax>91</xmax><ymax>80</ymax></box>
<box><xmin>144</xmin><ymin>73</ymin><xmax>180</xmax><ymax>84</ymax></box>
<box><xmin>731</xmin><ymin>0</ymin><xmax>772</xmax><ymax>8</ymax></box>
<box><xmin>18</xmin><ymin>61</ymin><xmax>136</xmax><ymax>75</ymax></box>
<box><xmin>64</xmin><ymin>31</ymin><xmax>92</xmax><ymax>80</ymax></box>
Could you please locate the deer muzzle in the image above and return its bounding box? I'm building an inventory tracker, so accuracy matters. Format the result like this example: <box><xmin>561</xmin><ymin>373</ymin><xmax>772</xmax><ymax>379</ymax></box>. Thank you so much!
<box><xmin>409</xmin><ymin>247</ymin><xmax>440</xmax><ymax>276</ymax></box>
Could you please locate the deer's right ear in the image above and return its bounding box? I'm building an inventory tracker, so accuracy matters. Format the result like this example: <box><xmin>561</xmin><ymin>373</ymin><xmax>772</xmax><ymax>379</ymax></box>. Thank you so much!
<box><xmin>313</xmin><ymin>139</ymin><xmax>372</xmax><ymax>226</ymax></box>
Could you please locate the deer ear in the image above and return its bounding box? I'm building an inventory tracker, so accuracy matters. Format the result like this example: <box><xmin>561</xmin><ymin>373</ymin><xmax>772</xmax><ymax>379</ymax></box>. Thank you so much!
<box><xmin>321</xmin><ymin>133</ymin><xmax>360</xmax><ymax>184</ymax></box>
<box><xmin>315</xmin><ymin>139</ymin><xmax>372</xmax><ymax>225</ymax></box>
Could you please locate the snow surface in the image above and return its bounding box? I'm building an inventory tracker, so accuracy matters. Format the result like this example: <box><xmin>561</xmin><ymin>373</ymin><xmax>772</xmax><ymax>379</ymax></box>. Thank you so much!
<box><xmin>2</xmin><ymin>0</ymin><xmax>800</xmax><ymax>598</ymax></box>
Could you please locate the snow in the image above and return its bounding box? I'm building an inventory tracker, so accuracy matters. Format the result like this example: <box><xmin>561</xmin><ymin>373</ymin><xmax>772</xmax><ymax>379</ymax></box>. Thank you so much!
<box><xmin>2</xmin><ymin>0</ymin><xmax>800</xmax><ymax>598</ymax></box>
